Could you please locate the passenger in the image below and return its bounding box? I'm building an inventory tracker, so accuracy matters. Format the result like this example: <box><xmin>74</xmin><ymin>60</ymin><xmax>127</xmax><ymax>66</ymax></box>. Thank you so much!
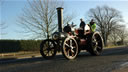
<box><xmin>89</xmin><ymin>19</ymin><xmax>96</xmax><ymax>32</ymax></box>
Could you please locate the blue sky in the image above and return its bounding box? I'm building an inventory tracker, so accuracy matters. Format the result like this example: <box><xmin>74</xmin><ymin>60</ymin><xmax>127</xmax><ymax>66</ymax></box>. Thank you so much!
<box><xmin>1</xmin><ymin>0</ymin><xmax>128</xmax><ymax>40</ymax></box>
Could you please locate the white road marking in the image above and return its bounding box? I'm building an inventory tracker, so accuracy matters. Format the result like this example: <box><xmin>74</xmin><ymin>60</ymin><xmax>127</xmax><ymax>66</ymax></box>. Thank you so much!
<box><xmin>120</xmin><ymin>62</ymin><xmax>128</xmax><ymax>67</ymax></box>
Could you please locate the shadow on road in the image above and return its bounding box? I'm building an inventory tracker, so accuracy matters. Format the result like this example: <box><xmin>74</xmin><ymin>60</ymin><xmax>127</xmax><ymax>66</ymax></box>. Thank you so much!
<box><xmin>102</xmin><ymin>47</ymin><xmax>128</xmax><ymax>56</ymax></box>
<box><xmin>0</xmin><ymin>52</ymin><xmax>92</xmax><ymax>65</ymax></box>
<box><xmin>0</xmin><ymin>46</ymin><xmax>128</xmax><ymax>65</ymax></box>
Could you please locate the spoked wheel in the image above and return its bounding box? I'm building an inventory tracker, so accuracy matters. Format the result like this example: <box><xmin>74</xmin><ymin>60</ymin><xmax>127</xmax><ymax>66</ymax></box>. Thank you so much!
<box><xmin>40</xmin><ymin>39</ymin><xmax>56</xmax><ymax>59</ymax></box>
<box><xmin>62</xmin><ymin>37</ymin><xmax>78</xmax><ymax>60</ymax></box>
<box><xmin>88</xmin><ymin>32</ymin><xmax>103</xmax><ymax>56</ymax></box>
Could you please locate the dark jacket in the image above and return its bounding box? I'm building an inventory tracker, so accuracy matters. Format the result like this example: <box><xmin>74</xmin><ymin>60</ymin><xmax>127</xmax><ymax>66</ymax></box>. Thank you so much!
<box><xmin>80</xmin><ymin>21</ymin><xmax>86</xmax><ymax>30</ymax></box>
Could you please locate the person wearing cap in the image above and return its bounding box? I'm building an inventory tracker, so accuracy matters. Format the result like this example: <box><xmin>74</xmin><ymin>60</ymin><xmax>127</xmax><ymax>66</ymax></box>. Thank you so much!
<box><xmin>89</xmin><ymin>19</ymin><xmax>96</xmax><ymax>32</ymax></box>
<box><xmin>80</xmin><ymin>18</ymin><xmax>86</xmax><ymax>30</ymax></box>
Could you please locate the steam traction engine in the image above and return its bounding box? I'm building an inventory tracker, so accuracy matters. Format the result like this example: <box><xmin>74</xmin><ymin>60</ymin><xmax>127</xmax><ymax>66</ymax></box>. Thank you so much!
<box><xmin>40</xmin><ymin>7</ymin><xmax>104</xmax><ymax>60</ymax></box>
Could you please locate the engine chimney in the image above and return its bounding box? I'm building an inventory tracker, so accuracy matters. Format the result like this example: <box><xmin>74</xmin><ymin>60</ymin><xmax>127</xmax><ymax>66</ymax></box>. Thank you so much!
<box><xmin>57</xmin><ymin>7</ymin><xmax>63</xmax><ymax>32</ymax></box>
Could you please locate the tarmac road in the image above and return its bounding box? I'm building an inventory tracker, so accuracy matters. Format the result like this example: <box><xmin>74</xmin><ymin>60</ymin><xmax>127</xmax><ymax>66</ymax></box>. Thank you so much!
<box><xmin>0</xmin><ymin>46</ymin><xmax>128</xmax><ymax>72</ymax></box>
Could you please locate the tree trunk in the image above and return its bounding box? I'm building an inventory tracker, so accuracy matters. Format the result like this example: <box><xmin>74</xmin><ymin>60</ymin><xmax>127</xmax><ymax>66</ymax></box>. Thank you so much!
<box><xmin>102</xmin><ymin>32</ymin><xmax>107</xmax><ymax>46</ymax></box>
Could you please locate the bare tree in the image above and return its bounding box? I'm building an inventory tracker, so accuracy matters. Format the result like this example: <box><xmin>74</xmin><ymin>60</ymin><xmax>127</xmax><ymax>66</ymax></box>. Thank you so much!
<box><xmin>108</xmin><ymin>25</ymin><xmax>123</xmax><ymax>45</ymax></box>
<box><xmin>0</xmin><ymin>0</ymin><xmax>7</xmax><ymax>38</ymax></box>
<box><xmin>117</xmin><ymin>26</ymin><xmax>128</xmax><ymax>45</ymax></box>
<box><xmin>108</xmin><ymin>29</ymin><xmax>119</xmax><ymax>45</ymax></box>
<box><xmin>108</xmin><ymin>24</ymin><xmax>128</xmax><ymax>45</ymax></box>
<box><xmin>18</xmin><ymin>0</ymin><xmax>74</xmax><ymax>39</ymax></box>
<box><xmin>87</xmin><ymin>5</ymin><xmax>123</xmax><ymax>46</ymax></box>
<box><xmin>0</xmin><ymin>22</ymin><xmax>7</xmax><ymax>33</ymax></box>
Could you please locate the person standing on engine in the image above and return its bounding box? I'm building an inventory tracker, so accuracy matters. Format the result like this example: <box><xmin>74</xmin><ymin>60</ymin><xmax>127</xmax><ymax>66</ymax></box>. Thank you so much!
<box><xmin>80</xmin><ymin>18</ymin><xmax>86</xmax><ymax>30</ymax></box>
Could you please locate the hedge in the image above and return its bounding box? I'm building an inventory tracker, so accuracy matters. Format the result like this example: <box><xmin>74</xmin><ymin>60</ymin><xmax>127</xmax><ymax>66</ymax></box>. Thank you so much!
<box><xmin>0</xmin><ymin>40</ymin><xmax>42</xmax><ymax>53</ymax></box>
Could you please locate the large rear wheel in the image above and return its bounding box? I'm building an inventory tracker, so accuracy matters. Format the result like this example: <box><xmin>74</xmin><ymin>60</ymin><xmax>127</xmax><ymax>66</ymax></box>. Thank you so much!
<box><xmin>62</xmin><ymin>37</ymin><xmax>78</xmax><ymax>60</ymax></box>
<box><xmin>40</xmin><ymin>39</ymin><xmax>56</xmax><ymax>59</ymax></box>
<box><xmin>87</xmin><ymin>32</ymin><xmax>103</xmax><ymax>55</ymax></box>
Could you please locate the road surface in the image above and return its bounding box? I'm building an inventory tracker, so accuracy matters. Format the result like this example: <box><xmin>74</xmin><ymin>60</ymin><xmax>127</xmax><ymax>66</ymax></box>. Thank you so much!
<box><xmin>0</xmin><ymin>46</ymin><xmax>128</xmax><ymax>72</ymax></box>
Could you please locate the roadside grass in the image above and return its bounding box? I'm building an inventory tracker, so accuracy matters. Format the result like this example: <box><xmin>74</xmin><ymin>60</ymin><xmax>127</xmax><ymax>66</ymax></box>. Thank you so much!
<box><xmin>0</xmin><ymin>51</ymin><xmax>40</xmax><ymax>58</ymax></box>
<box><xmin>104</xmin><ymin>45</ymin><xmax>127</xmax><ymax>49</ymax></box>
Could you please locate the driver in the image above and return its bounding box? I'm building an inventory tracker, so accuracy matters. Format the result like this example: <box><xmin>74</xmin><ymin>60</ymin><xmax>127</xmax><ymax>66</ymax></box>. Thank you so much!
<box><xmin>80</xmin><ymin>18</ymin><xmax>86</xmax><ymax>30</ymax></box>
<box><xmin>79</xmin><ymin>18</ymin><xmax>86</xmax><ymax>37</ymax></box>
<box><xmin>63</xmin><ymin>24</ymin><xmax>71</xmax><ymax>33</ymax></box>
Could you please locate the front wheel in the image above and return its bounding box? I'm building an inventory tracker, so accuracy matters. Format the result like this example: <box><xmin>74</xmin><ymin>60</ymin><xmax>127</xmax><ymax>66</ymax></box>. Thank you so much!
<box><xmin>62</xmin><ymin>37</ymin><xmax>78</xmax><ymax>60</ymax></box>
<box><xmin>40</xmin><ymin>39</ymin><xmax>56</xmax><ymax>59</ymax></box>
